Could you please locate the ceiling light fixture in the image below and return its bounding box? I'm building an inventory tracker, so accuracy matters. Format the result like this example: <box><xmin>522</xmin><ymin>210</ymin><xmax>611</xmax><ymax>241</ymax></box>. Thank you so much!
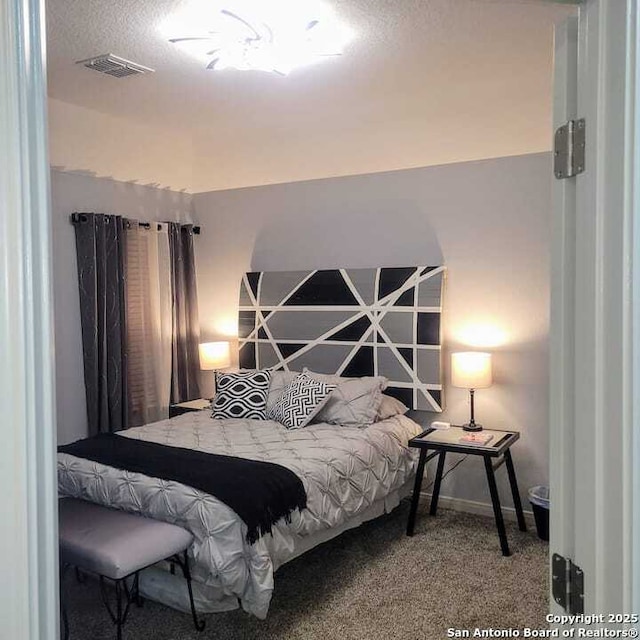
<box><xmin>162</xmin><ymin>0</ymin><xmax>354</xmax><ymax>75</ymax></box>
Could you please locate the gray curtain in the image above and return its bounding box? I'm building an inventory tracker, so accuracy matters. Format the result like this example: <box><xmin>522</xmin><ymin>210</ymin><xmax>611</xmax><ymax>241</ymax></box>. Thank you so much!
<box><xmin>73</xmin><ymin>213</ymin><xmax>128</xmax><ymax>434</ymax></box>
<box><xmin>168</xmin><ymin>223</ymin><xmax>201</xmax><ymax>402</ymax></box>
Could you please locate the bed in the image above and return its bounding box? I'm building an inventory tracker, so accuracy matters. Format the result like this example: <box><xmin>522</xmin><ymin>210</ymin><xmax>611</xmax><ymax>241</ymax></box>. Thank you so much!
<box><xmin>57</xmin><ymin>266</ymin><xmax>445</xmax><ymax>618</ymax></box>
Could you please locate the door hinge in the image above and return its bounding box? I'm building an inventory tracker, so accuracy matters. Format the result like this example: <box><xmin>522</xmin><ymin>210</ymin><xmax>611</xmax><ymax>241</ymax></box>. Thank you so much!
<box><xmin>554</xmin><ymin>118</ymin><xmax>586</xmax><ymax>179</ymax></box>
<box><xmin>552</xmin><ymin>553</ymin><xmax>584</xmax><ymax>614</ymax></box>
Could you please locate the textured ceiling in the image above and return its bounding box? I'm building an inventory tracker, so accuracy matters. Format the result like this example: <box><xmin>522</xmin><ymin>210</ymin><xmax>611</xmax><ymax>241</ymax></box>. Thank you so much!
<box><xmin>46</xmin><ymin>0</ymin><xmax>576</xmax><ymax>192</ymax></box>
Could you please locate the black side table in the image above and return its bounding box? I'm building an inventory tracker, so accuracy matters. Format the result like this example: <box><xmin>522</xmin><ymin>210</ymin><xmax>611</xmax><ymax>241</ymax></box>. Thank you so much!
<box><xmin>406</xmin><ymin>426</ymin><xmax>527</xmax><ymax>556</ymax></box>
<box><xmin>169</xmin><ymin>398</ymin><xmax>211</xmax><ymax>418</ymax></box>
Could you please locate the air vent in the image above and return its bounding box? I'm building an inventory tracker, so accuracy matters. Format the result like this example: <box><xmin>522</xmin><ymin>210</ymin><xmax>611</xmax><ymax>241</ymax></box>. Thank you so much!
<box><xmin>76</xmin><ymin>54</ymin><xmax>154</xmax><ymax>78</ymax></box>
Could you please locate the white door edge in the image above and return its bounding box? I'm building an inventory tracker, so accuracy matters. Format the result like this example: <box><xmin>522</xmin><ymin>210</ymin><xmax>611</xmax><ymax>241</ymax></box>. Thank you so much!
<box><xmin>628</xmin><ymin>0</ymin><xmax>640</xmax><ymax>618</ymax></box>
<box><xmin>551</xmin><ymin>0</ymin><xmax>640</xmax><ymax>616</ymax></box>
<box><xmin>549</xmin><ymin>14</ymin><xmax>579</xmax><ymax>614</ymax></box>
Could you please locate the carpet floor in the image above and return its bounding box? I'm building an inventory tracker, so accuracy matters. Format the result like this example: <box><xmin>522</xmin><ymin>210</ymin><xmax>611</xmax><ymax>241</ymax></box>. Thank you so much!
<box><xmin>63</xmin><ymin>502</ymin><xmax>548</xmax><ymax>640</ymax></box>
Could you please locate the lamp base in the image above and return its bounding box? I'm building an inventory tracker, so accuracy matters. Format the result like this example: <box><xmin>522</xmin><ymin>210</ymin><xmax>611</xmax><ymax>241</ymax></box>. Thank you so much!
<box><xmin>462</xmin><ymin>422</ymin><xmax>483</xmax><ymax>432</ymax></box>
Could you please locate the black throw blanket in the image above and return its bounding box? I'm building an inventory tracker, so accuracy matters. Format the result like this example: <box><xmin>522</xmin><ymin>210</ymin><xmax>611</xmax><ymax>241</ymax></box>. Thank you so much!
<box><xmin>59</xmin><ymin>433</ymin><xmax>307</xmax><ymax>544</ymax></box>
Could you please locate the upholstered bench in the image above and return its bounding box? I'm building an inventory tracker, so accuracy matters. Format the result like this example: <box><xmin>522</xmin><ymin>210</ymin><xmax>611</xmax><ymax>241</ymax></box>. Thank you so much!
<box><xmin>59</xmin><ymin>498</ymin><xmax>205</xmax><ymax>640</ymax></box>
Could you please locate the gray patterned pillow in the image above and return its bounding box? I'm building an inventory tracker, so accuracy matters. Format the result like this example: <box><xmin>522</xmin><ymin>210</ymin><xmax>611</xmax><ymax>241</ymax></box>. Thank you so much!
<box><xmin>376</xmin><ymin>394</ymin><xmax>409</xmax><ymax>421</ymax></box>
<box><xmin>267</xmin><ymin>373</ymin><xmax>336</xmax><ymax>429</ymax></box>
<box><xmin>212</xmin><ymin>370</ymin><xmax>271</xmax><ymax>420</ymax></box>
<box><xmin>266</xmin><ymin>369</ymin><xmax>299</xmax><ymax>413</ymax></box>
<box><xmin>303</xmin><ymin>369</ymin><xmax>388</xmax><ymax>427</ymax></box>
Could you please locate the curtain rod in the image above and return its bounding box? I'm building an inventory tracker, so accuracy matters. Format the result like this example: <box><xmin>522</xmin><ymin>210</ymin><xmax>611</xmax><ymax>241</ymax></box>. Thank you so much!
<box><xmin>70</xmin><ymin>212</ymin><xmax>201</xmax><ymax>235</ymax></box>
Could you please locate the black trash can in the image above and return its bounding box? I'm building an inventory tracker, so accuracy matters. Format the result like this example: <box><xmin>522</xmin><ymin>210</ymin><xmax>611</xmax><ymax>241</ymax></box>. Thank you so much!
<box><xmin>528</xmin><ymin>486</ymin><xmax>549</xmax><ymax>541</ymax></box>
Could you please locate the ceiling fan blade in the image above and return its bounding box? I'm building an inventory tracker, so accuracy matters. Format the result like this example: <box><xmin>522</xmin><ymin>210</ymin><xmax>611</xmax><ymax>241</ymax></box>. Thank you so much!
<box><xmin>220</xmin><ymin>9</ymin><xmax>261</xmax><ymax>40</ymax></box>
<box><xmin>169</xmin><ymin>37</ymin><xmax>213</xmax><ymax>43</ymax></box>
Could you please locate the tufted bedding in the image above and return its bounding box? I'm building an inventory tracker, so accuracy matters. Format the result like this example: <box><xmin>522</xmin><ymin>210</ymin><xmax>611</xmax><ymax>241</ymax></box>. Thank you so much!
<box><xmin>57</xmin><ymin>411</ymin><xmax>422</xmax><ymax>618</ymax></box>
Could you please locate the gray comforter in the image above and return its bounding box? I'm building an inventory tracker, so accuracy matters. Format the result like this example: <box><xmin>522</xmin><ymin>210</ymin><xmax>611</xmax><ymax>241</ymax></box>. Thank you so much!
<box><xmin>58</xmin><ymin>412</ymin><xmax>422</xmax><ymax>617</ymax></box>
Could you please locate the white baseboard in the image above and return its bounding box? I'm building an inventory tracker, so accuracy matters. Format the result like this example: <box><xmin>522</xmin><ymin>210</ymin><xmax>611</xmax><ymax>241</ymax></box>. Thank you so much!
<box><xmin>419</xmin><ymin>491</ymin><xmax>537</xmax><ymax>528</ymax></box>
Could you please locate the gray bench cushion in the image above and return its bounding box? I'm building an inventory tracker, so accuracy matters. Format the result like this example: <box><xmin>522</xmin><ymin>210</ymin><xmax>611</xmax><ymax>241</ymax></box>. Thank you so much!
<box><xmin>59</xmin><ymin>498</ymin><xmax>193</xmax><ymax>580</ymax></box>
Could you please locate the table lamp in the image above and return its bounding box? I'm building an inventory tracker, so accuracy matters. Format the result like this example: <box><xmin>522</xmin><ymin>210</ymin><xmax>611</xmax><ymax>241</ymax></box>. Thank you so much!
<box><xmin>199</xmin><ymin>341</ymin><xmax>231</xmax><ymax>396</ymax></box>
<box><xmin>451</xmin><ymin>352</ymin><xmax>492</xmax><ymax>432</ymax></box>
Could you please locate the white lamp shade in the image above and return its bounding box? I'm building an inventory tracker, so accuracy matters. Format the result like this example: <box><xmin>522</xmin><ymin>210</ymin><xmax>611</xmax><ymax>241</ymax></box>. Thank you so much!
<box><xmin>199</xmin><ymin>341</ymin><xmax>231</xmax><ymax>370</ymax></box>
<box><xmin>451</xmin><ymin>352</ymin><xmax>492</xmax><ymax>389</ymax></box>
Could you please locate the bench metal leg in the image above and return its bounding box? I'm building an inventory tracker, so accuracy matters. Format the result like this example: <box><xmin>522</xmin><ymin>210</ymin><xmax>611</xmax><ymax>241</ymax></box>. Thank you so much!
<box><xmin>100</xmin><ymin>576</ymin><xmax>132</xmax><ymax>640</ymax></box>
<box><xmin>132</xmin><ymin>572</ymin><xmax>143</xmax><ymax>608</ymax></box>
<box><xmin>172</xmin><ymin>552</ymin><xmax>206</xmax><ymax>632</ymax></box>
<box><xmin>60</xmin><ymin>564</ymin><xmax>70</xmax><ymax>640</ymax></box>
<box><xmin>115</xmin><ymin>580</ymin><xmax>123</xmax><ymax>640</ymax></box>
<box><xmin>64</xmin><ymin>554</ymin><xmax>203</xmax><ymax>638</ymax></box>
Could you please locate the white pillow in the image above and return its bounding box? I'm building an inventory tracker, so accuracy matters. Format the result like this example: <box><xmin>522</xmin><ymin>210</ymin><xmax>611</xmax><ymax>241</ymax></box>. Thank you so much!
<box><xmin>267</xmin><ymin>372</ymin><xmax>336</xmax><ymax>429</ymax></box>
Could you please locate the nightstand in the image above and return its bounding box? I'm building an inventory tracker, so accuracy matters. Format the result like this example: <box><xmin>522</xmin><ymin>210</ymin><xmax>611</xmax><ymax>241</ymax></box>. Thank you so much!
<box><xmin>406</xmin><ymin>426</ymin><xmax>527</xmax><ymax>556</ymax></box>
<box><xmin>169</xmin><ymin>398</ymin><xmax>211</xmax><ymax>418</ymax></box>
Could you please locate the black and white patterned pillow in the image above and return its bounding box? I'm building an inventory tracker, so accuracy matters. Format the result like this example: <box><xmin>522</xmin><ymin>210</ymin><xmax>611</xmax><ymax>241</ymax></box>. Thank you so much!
<box><xmin>212</xmin><ymin>370</ymin><xmax>271</xmax><ymax>420</ymax></box>
<box><xmin>267</xmin><ymin>372</ymin><xmax>336</xmax><ymax>429</ymax></box>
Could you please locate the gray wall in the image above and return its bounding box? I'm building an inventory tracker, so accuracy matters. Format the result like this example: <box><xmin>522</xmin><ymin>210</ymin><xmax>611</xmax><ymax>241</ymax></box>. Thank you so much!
<box><xmin>51</xmin><ymin>170</ymin><xmax>194</xmax><ymax>444</ymax></box>
<box><xmin>192</xmin><ymin>153</ymin><xmax>551</xmax><ymax>510</ymax></box>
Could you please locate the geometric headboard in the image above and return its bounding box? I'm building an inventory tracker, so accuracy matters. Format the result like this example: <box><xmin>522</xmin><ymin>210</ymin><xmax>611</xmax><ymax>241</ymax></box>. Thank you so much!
<box><xmin>238</xmin><ymin>266</ymin><xmax>445</xmax><ymax>412</ymax></box>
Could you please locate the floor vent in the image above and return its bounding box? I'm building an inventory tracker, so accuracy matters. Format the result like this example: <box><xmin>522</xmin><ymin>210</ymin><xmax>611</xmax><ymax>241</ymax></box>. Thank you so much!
<box><xmin>75</xmin><ymin>54</ymin><xmax>154</xmax><ymax>78</ymax></box>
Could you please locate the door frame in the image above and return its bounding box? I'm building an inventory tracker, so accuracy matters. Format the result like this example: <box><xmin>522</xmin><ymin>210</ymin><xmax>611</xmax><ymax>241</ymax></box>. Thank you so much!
<box><xmin>550</xmin><ymin>0</ymin><xmax>640</xmax><ymax>615</ymax></box>
<box><xmin>2</xmin><ymin>0</ymin><xmax>639</xmax><ymax>633</ymax></box>
<box><xmin>0</xmin><ymin>0</ymin><xmax>58</xmax><ymax>637</ymax></box>
<box><xmin>629</xmin><ymin>1</ymin><xmax>640</xmax><ymax>617</ymax></box>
